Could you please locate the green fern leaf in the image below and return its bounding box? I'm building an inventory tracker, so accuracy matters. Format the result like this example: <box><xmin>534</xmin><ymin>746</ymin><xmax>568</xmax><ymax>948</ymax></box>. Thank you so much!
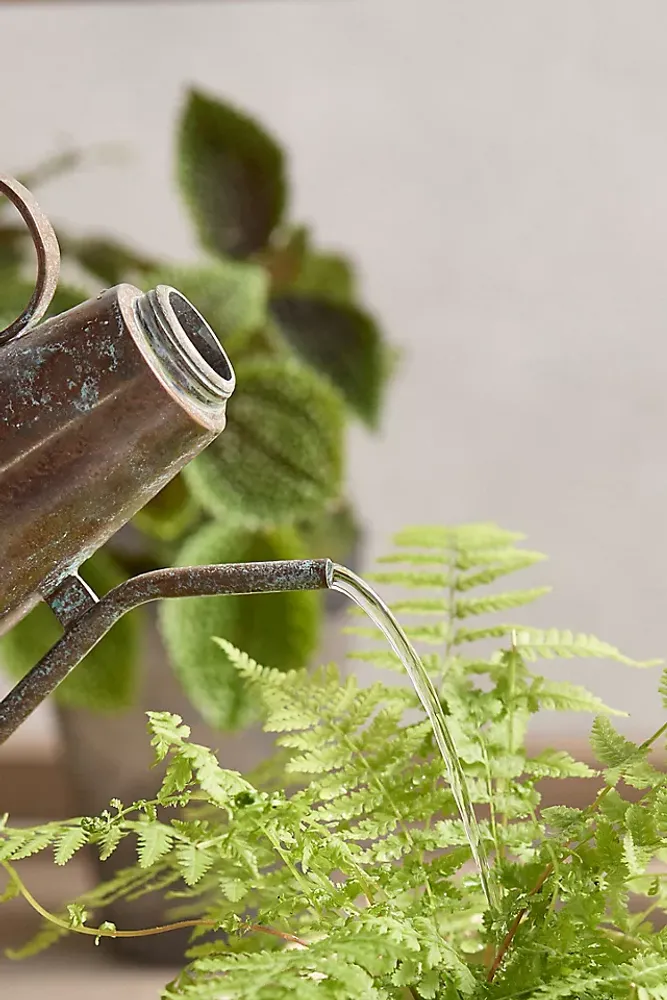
<box><xmin>137</xmin><ymin>824</ymin><xmax>174</xmax><ymax>869</ymax></box>
<box><xmin>515</xmin><ymin>628</ymin><xmax>660</xmax><ymax>666</ymax></box>
<box><xmin>176</xmin><ymin>843</ymin><xmax>215</xmax><ymax>887</ymax></box>
<box><xmin>456</xmin><ymin>550</ymin><xmax>547</xmax><ymax>591</ymax></box>
<box><xmin>53</xmin><ymin>827</ymin><xmax>88</xmax><ymax>866</ymax></box>
<box><xmin>4</xmin><ymin>830</ymin><xmax>55</xmax><ymax>861</ymax></box>
<box><xmin>367</xmin><ymin>570</ymin><xmax>450</xmax><ymax>589</ymax></box>
<box><xmin>590</xmin><ymin>716</ymin><xmax>639</xmax><ymax>767</ymax></box>
<box><xmin>455</xmin><ymin>587</ymin><xmax>550</xmax><ymax>618</ymax></box>
<box><xmin>389</xmin><ymin>598</ymin><xmax>449</xmax><ymax>615</ymax></box>
<box><xmin>660</xmin><ymin>665</ymin><xmax>667</xmax><ymax>709</ymax></box>
<box><xmin>393</xmin><ymin>523</ymin><xmax>524</xmax><ymax>551</ymax></box>
<box><xmin>525</xmin><ymin>749</ymin><xmax>597</xmax><ymax>779</ymax></box>
<box><xmin>98</xmin><ymin>825</ymin><xmax>123</xmax><ymax>862</ymax></box>
<box><xmin>455</xmin><ymin>623</ymin><xmax>518</xmax><ymax>644</ymax></box>
<box><xmin>533</xmin><ymin>679</ymin><xmax>626</xmax><ymax>716</ymax></box>
<box><xmin>147</xmin><ymin>711</ymin><xmax>191</xmax><ymax>761</ymax></box>
<box><xmin>377</xmin><ymin>552</ymin><xmax>447</xmax><ymax>567</ymax></box>
<box><xmin>625</xmin><ymin>803</ymin><xmax>657</xmax><ymax>849</ymax></box>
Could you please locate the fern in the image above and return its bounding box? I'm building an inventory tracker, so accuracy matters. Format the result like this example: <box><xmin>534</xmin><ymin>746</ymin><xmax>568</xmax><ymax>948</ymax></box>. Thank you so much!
<box><xmin>2</xmin><ymin>522</ymin><xmax>667</xmax><ymax>1000</ymax></box>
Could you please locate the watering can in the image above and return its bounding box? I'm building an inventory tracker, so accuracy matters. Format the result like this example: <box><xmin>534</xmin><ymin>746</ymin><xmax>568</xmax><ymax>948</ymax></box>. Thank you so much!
<box><xmin>0</xmin><ymin>174</ymin><xmax>331</xmax><ymax>744</ymax></box>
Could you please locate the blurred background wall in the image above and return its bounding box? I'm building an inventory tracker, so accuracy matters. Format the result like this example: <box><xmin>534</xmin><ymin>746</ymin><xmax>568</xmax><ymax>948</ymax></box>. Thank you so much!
<box><xmin>2</xmin><ymin>0</ymin><xmax>667</xmax><ymax>750</ymax></box>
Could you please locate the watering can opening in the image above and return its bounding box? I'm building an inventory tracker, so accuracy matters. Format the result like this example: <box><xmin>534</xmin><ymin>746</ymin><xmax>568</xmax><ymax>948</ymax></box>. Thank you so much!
<box><xmin>132</xmin><ymin>283</ymin><xmax>235</xmax><ymax>433</ymax></box>
<box><xmin>166</xmin><ymin>288</ymin><xmax>234</xmax><ymax>384</ymax></box>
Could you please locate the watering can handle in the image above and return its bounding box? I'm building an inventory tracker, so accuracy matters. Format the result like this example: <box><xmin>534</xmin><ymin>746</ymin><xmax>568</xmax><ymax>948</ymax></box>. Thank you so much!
<box><xmin>0</xmin><ymin>174</ymin><xmax>61</xmax><ymax>346</ymax></box>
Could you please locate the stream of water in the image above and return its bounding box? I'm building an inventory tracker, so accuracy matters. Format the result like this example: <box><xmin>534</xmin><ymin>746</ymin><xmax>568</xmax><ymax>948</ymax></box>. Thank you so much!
<box><xmin>328</xmin><ymin>562</ymin><xmax>496</xmax><ymax>910</ymax></box>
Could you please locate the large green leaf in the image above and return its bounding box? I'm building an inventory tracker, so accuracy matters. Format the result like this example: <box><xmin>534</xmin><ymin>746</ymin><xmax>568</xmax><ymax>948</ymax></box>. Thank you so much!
<box><xmin>292</xmin><ymin>249</ymin><xmax>357</xmax><ymax>306</ymax></box>
<box><xmin>141</xmin><ymin>259</ymin><xmax>268</xmax><ymax>346</ymax></box>
<box><xmin>159</xmin><ymin>522</ymin><xmax>321</xmax><ymax>730</ymax></box>
<box><xmin>0</xmin><ymin>550</ymin><xmax>139</xmax><ymax>711</ymax></box>
<box><xmin>177</xmin><ymin>88</ymin><xmax>286</xmax><ymax>259</ymax></box>
<box><xmin>270</xmin><ymin>295</ymin><xmax>387</xmax><ymax>427</ymax></box>
<box><xmin>184</xmin><ymin>357</ymin><xmax>344</xmax><ymax>525</ymax></box>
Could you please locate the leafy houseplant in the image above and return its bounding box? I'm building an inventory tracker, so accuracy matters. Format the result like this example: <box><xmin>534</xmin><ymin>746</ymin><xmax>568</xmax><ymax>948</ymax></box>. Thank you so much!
<box><xmin>0</xmin><ymin>87</ymin><xmax>391</xmax><ymax>730</ymax></box>
<box><xmin>2</xmin><ymin>523</ymin><xmax>667</xmax><ymax>999</ymax></box>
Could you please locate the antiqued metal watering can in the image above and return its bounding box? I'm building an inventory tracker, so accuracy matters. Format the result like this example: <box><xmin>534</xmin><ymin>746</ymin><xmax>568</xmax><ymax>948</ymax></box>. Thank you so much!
<box><xmin>0</xmin><ymin>174</ymin><xmax>331</xmax><ymax>743</ymax></box>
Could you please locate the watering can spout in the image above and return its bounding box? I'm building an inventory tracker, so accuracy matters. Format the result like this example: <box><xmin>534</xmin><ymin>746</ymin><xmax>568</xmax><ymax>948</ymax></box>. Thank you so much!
<box><xmin>0</xmin><ymin>174</ymin><xmax>332</xmax><ymax>744</ymax></box>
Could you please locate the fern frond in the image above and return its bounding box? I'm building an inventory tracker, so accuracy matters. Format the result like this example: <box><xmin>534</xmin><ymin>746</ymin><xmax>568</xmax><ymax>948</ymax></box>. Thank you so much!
<box><xmin>3</xmin><ymin>522</ymin><xmax>665</xmax><ymax>1000</ymax></box>
<box><xmin>515</xmin><ymin>628</ymin><xmax>660</xmax><ymax>667</ymax></box>
<box><xmin>393</xmin><ymin>523</ymin><xmax>524</xmax><ymax>550</ymax></box>
<box><xmin>455</xmin><ymin>587</ymin><xmax>550</xmax><ymax>618</ymax></box>
<box><xmin>524</xmin><ymin>749</ymin><xmax>597</xmax><ymax>779</ymax></box>
<box><xmin>457</xmin><ymin>550</ymin><xmax>547</xmax><ymax>591</ymax></box>
<box><xmin>53</xmin><ymin>826</ymin><xmax>88</xmax><ymax>866</ymax></box>
<box><xmin>176</xmin><ymin>843</ymin><xmax>215</xmax><ymax>887</ymax></box>
<box><xmin>136</xmin><ymin>823</ymin><xmax>174</xmax><ymax>868</ymax></box>
<box><xmin>532</xmin><ymin>679</ymin><xmax>626</xmax><ymax>716</ymax></box>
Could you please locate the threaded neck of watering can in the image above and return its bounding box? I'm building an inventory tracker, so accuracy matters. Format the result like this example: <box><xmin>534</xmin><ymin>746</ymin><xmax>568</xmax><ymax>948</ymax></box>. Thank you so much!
<box><xmin>134</xmin><ymin>286</ymin><xmax>235</xmax><ymax>430</ymax></box>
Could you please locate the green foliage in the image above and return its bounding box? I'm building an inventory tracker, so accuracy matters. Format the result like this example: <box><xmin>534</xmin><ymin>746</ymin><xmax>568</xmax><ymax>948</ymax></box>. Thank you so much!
<box><xmin>4</xmin><ymin>524</ymin><xmax>667</xmax><ymax>1000</ymax></box>
<box><xmin>177</xmin><ymin>88</ymin><xmax>286</xmax><ymax>259</ymax></box>
<box><xmin>271</xmin><ymin>295</ymin><xmax>387</xmax><ymax>427</ymax></box>
<box><xmin>184</xmin><ymin>357</ymin><xmax>345</xmax><ymax>525</ymax></box>
<box><xmin>0</xmin><ymin>549</ymin><xmax>138</xmax><ymax>711</ymax></box>
<box><xmin>0</xmin><ymin>86</ymin><xmax>390</xmax><ymax>719</ymax></box>
<box><xmin>160</xmin><ymin>522</ymin><xmax>320</xmax><ymax>730</ymax></box>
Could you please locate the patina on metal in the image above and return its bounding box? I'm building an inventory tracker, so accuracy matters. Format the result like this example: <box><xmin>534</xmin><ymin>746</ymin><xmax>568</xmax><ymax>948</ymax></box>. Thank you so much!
<box><xmin>0</xmin><ymin>175</ymin><xmax>335</xmax><ymax>745</ymax></box>
<box><xmin>0</xmin><ymin>559</ymin><xmax>332</xmax><ymax>745</ymax></box>
<box><xmin>0</xmin><ymin>174</ymin><xmax>60</xmax><ymax>345</ymax></box>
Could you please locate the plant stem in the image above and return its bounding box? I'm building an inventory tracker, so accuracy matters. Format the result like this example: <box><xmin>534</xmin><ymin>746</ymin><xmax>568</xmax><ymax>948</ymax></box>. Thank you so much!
<box><xmin>486</xmin><ymin>717</ymin><xmax>667</xmax><ymax>982</ymax></box>
<box><xmin>2</xmin><ymin>862</ymin><xmax>307</xmax><ymax>947</ymax></box>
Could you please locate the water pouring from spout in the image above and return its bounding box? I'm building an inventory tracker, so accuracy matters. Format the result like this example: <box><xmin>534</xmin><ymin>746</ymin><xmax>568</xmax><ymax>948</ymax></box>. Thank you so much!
<box><xmin>328</xmin><ymin>562</ymin><xmax>496</xmax><ymax>910</ymax></box>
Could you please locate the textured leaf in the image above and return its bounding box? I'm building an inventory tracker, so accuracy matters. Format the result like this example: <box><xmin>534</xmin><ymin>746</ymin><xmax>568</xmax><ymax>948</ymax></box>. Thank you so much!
<box><xmin>394</xmin><ymin>523</ymin><xmax>525</xmax><ymax>551</ymax></box>
<box><xmin>177</xmin><ymin>88</ymin><xmax>286</xmax><ymax>258</ymax></box>
<box><xmin>0</xmin><ymin>549</ymin><xmax>139</xmax><ymax>711</ymax></box>
<box><xmin>525</xmin><ymin>749</ymin><xmax>596</xmax><ymax>779</ymax></box>
<box><xmin>98</xmin><ymin>825</ymin><xmax>123</xmax><ymax>862</ymax></box>
<box><xmin>137</xmin><ymin>824</ymin><xmax>173</xmax><ymax>868</ymax></box>
<box><xmin>515</xmin><ymin>628</ymin><xmax>660</xmax><ymax>667</ymax></box>
<box><xmin>590</xmin><ymin>717</ymin><xmax>642</xmax><ymax>778</ymax></box>
<box><xmin>456</xmin><ymin>550</ymin><xmax>547</xmax><ymax>591</ymax></box>
<box><xmin>625</xmin><ymin>803</ymin><xmax>657</xmax><ymax>849</ymax></box>
<box><xmin>455</xmin><ymin>587</ymin><xmax>550</xmax><ymax>618</ymax></box>
<box><xmin>147</xmin><ymin>711</ymin><xmax>192</xmax><ymax>761</ymax></box>
<box><xmin>176</xmin><ymin>843</ymin><xmax>214</xmax><ymax>887</ymax></box>
<box><xmin>532</xmin><ymin>679</ymin><xmax>626</xmax><ymax>716</ymax></box>
<box><xmin>292</xmin><ymin>248</ymin><xmax>356</xmax><ymax>305</ymax></box>
<box><xmin>159</xmin><ymin>522</ymin><xmax>320</xmax><ymax>730</ymax></box>
<box><xmin>184</xmin><ymin>357</ymin><xmax>344</xmax><ymax>524</ymax></box>
<box><xmin>270</xmin><ymin>295</ymin><xmax>387</xmax><ymax>426</ymax></box>
<box><xmin>53</xmin><ymin>827</ymin><xmax>87</xmax><ymax>866</ymax></box>
<box><xmin>660</xmin><ymin>665</ymin><xmax>667</xmax><ymax>710</ymax></box>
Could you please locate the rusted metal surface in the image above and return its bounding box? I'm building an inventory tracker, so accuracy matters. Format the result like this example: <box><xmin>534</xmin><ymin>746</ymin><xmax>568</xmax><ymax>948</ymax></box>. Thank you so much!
<box><xmin>0</xmin><ymin>283</ymin><xmax>235</xmax><ymax>635</ymax></box>
<box><xmin>0</xmin><ymin>558</ymin><xmax>332</xmax><ymax>745</ymax></box>
<box><xmin>0</xmin><ymin>174</ymin><xmax>60</xmax><ymax>344</ymax></box>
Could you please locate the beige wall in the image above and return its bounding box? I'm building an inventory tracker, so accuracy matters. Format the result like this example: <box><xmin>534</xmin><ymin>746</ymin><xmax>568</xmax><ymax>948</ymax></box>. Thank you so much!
<box><xmin>2</xmin><ymin>0</ymin><xmax>667</xmax><ymax>753</ymax></box>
